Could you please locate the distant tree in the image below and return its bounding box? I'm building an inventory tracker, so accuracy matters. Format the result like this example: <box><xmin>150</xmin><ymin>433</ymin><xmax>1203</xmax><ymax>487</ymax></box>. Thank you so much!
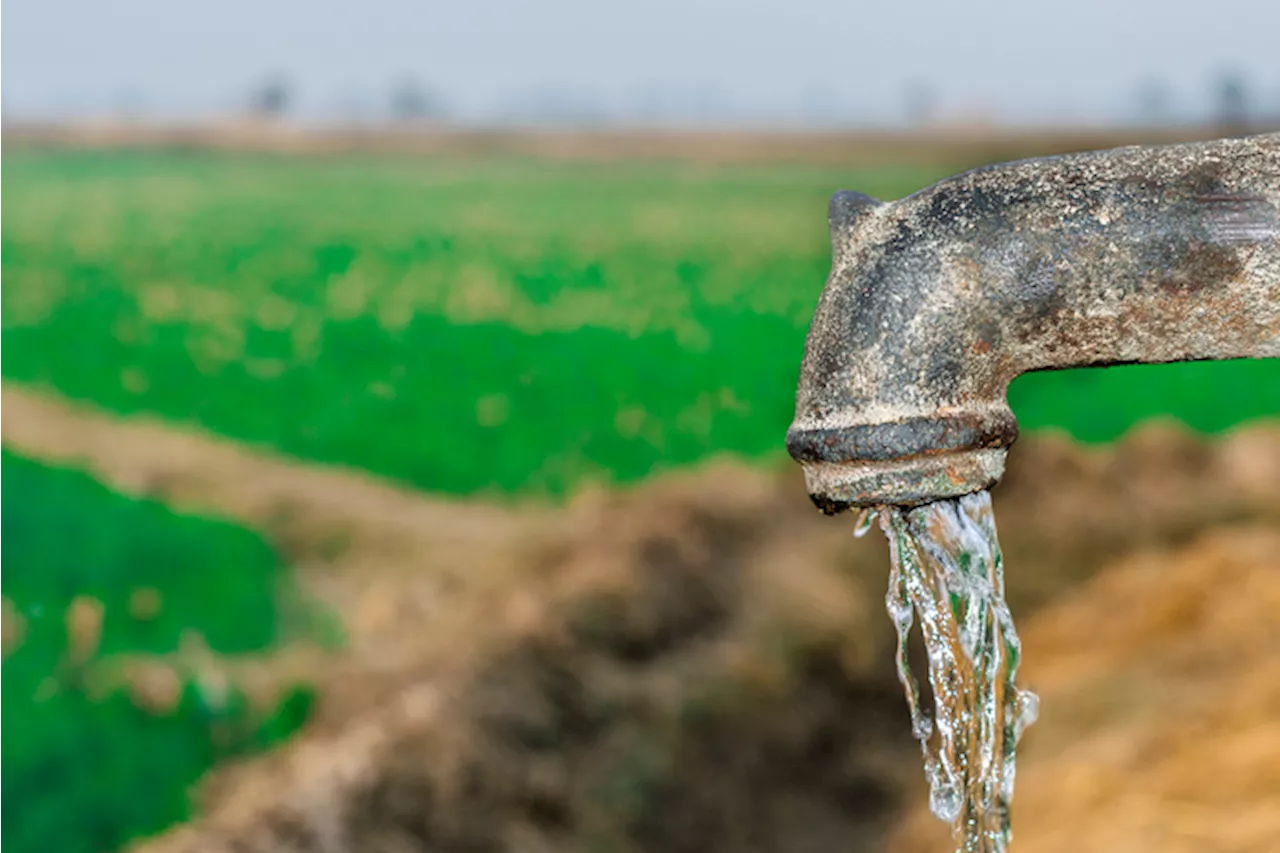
<box><xmin>1214</xmin><ymin>71</ymin><xmax>1250</xmax><ymax>129</ymax></box>
<box><xmin>250</xmin><ymin>74</ymin><xmax>292</xmax><ymax>118</ymax></box>
<box><xmin>1135</xmin><ymin>77</ymin><xmax>1173</xmax><ymax>125</ymax></box>
<box><xmin>113</xmin><ymin>89</ymin><xmax>147</xmax><ymax>122</ymax></box>
<box><xmin>903</xmin><ymin>80</ymin><xmax>936</xmax><ymax>126</ymax></box>
<box><xmin>390</xmin><ymin>78</ymin><xmax>443</xmax><ymax>121</ymax></box>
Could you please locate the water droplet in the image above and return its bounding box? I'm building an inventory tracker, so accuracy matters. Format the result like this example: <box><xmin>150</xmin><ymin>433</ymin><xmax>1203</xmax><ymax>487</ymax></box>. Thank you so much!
<box><xmin>852</xmin><ymin>507</ymin><xmax>875</xmax><ymax>538</ymax></box>
<box><xmin>911</xmin><ymin>711</ymin><xmax>934</xmax><ymax>742</ymax></box>
<box><xmin>1015</xmin><ymin>689</ymin><xmax>1040</xmax><ymax>739</ymax></box>
<box><xmin>929</xmin><ymin>780</ymin><xmax>962</xmax><ymax>823</ymax></box>
<box><xmin>884</xmin><ymin>579</ymin><xmax>913</xmax><ymax>624</ymax></box>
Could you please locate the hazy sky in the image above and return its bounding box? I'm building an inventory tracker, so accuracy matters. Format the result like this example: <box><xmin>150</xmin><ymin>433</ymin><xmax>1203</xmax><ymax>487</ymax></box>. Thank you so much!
<box><xmin>4</xmin><ymin>0</ymin><xmax>1279</xmax><ymax>124</ymax></box>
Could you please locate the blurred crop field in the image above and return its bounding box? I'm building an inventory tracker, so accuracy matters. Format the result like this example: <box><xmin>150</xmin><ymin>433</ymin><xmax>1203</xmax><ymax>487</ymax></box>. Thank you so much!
<box><xmin>3</xmin><ymin>137</ymin><xmax>1279</xmax><ymax>853</ymax></box>
<box><xmin>5</xmin><ymin>148</ymin><xmax>1278</xmax><ymax>496</ymax></box>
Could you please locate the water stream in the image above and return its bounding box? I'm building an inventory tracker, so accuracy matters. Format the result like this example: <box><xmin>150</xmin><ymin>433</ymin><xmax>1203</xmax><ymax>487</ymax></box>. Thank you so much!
<box><xmin>857</xmin><ymin>491</ymin><xmax>1039</xmax><ymax>852</ymax></box>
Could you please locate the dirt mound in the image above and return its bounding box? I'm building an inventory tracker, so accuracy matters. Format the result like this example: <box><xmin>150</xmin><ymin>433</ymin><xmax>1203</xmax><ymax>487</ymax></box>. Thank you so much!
<box><xmin>887</xmin><ymin>526</ymin><xmax>1280</xmax><ymax>853</ymax></box>
<box><xmin>132</xmin><ymin>459</ymin><xmax>914</xmax><ymax>853</ymax></box>
<box><xmin>5</xmin><ymin>387</ymin><xmax>1279</xmax><ymax>852</ymax></box>
<box><xmin>129</xmin><ymin>424</ymin><xmax>1280</xmax><ymax>853</ymax></box>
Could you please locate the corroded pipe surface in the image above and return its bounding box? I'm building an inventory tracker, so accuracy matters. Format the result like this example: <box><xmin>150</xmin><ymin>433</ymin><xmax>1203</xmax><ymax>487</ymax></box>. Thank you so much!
<box><xmin>787</xmin><ymin>133</ymin><xmax>1280</xmax><ymax>512</ymax></box>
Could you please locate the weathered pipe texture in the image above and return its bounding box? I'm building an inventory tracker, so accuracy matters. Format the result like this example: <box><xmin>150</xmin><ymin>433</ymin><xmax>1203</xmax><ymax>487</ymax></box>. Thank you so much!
<box><xmin>787</xmin><ymin>133</ymin><xmax>1280</xmax><ymax>512</ymax></box>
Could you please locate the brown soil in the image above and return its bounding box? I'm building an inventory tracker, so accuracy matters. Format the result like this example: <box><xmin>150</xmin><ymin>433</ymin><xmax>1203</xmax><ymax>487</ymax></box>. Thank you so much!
<box><xmin>1</xmin><ymin>123</ymin><xmax>1241</xmax><ymax>167</ymax></box>
<box><xmin>4</xmin><ymin>384</ymin><xmax>1279</xmax><ymax>853</ymax></box>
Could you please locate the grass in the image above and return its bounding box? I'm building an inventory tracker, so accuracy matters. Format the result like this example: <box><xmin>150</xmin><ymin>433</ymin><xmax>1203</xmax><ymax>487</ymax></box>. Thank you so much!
<box><xmin>3</xmin><ymin>148</ymin><xmax>1277</xmax><ymax>498</ymax></box>
<box><xmin>0</xmin><ymin>149</ymin><xmax>926</xmax><ymax>495</ymax></box>
<box><xmin>1</xmin><ymin>450</ymin><xmax>312</xmax><ymax>853</ymax></box>
<box><xmin>1007</xmin><ymin>359</ymin><xmax>1280</xmax><ymax>441</ymax></box>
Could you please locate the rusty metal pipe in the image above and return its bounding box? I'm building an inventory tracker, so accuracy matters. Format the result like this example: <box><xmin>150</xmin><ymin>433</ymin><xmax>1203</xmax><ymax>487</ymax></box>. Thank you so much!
<box><xmin>786</xmin><ymin>133</ymin><xmax>1280</xmax><ymax>512</ymax></box>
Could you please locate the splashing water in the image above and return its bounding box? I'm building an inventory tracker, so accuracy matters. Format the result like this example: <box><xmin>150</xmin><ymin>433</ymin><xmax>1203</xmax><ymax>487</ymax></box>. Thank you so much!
<box><xmin>873</xmin><ymin>491</ymin><xmax>1039</xmax><ymax>852</ymax></box>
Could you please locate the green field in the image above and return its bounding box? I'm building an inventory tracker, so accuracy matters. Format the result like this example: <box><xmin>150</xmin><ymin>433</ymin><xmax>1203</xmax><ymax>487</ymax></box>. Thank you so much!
<box><xmin>1</xmin><ymin>451</ymin><xmax>312</xmax><ymax>853</ymax></box>
<box><xmin>2</xmin><ymin>145</ymin><xmax>1278</xmax><ymax>853</ymax></box>
<box><xmin>4</xmin><ymin>149</ymin><xmax>1278</xmax><ymax>498</ymax></box>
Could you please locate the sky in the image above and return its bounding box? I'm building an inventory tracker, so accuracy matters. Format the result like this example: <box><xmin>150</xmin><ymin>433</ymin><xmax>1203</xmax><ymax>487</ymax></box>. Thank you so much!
<box><xmin>4</xmin><ymin>0</ymin><xmax>1279</xmax><ymax>126</ymax></box>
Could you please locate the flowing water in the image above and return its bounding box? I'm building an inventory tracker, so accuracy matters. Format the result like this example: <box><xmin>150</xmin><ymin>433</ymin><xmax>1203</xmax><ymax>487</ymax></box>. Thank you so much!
<box><xmin>856</xmin><ymin>491</ymin><xmax>1039</xmax><ymax>852</ymax></box>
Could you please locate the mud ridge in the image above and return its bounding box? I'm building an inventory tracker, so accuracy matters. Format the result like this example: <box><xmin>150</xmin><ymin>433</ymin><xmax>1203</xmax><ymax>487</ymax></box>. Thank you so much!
<box><xmin>4</xmin><ymin>384</ymin><xmax>1279</xmax><ymax>852</ymax></box>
